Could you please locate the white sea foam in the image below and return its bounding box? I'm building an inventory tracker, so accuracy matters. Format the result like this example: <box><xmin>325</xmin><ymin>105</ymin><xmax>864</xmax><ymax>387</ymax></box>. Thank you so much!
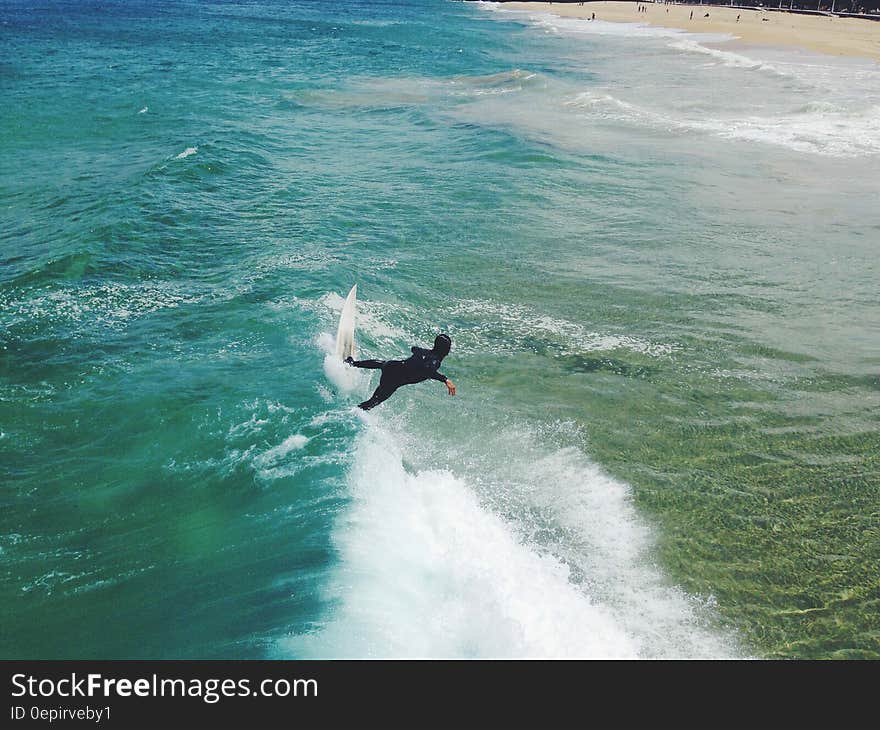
<box><xmin>689</xmin><ymin>103</ymin><xmax>880</xmax><ymax>157</ymax></box>
<box><xmin>253</xmin><ymin>434</ymin><xmax>310</xmax><ymax>470</ymax></box>
<box><xmin>447</xmin><ymin>69</ymin><xmax>540</xmax><ymax>97</ymax></box>
<box><xmin>565</xmin><ymin>89</ymin><xmax>666</xmax><ymax>127</ymax></box>
<box><xmin>165</xmin><ymin>396</ymin><xmax>320</xmax><ymax>484</ymax></box>
<box><xmin>137</xmin><ymin>106</ymin><xmax>148</xmax><ymax>114</ymax></box>
<box><xmin>317</xmin><ymin>331</ymin><xmax>368</xmax><ymax>396</ymax></box>
<box><xmin>448</xmin><ymin>298</ymin><xmax>675</xmax><ymax>357</ymax></box>
<box><xmin>0</xmin><ymin>281</ymin><xmax>205</xmax><ymax>332</ymax></box>
<box><xmin>175</xmin><ymin>146</ymin><xmax>198</xmax><ymax>159</ymax></box>
<box><xmin>668</xmin><ymin>39</ymin><xmax>783</xmax><ymax>74</ymax></box>
<box><xmin>280</xmin><ymin>424</ymin><xmax>637</xmax><ymax>657</ymax></box>
<box><xmin>316</xmin><ymin>384</ymin><xmax>334</xmax><ymax>404</ymax></box>
<box><xmin>566</xmin><ymin>89</ymin><xmax>880</xmax><ymax>157</ymax></box>
<box><xmin>227</xmin><ymin>414</ymin><xmax>270</xmax><ymax>439</ymax></box>
<box><xmin>278</xmin><ymin>416</ymin><xmax>741</xmax><ymax>658</ymax></box>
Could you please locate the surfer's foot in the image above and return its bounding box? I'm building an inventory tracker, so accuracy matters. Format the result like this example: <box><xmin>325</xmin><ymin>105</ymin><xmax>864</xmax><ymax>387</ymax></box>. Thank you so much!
<box><xmin>344</xmin><ymin>356</ymin><xmax>354</xmax><ymax>365</ymax></box>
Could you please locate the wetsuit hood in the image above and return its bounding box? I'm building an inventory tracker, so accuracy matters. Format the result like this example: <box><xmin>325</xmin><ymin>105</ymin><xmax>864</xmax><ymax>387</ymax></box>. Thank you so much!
<box><xmin>432</xmin><ymin>333</ymin><xmax>451</xmax><ymax>359</ymax></box>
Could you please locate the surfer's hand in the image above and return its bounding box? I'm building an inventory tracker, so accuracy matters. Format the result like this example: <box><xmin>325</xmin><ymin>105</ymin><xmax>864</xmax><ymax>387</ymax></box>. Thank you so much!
<box><xmin>446</xmin><ymin>380</ymin><xmax>456</xmax><ymax>396</ymax></box>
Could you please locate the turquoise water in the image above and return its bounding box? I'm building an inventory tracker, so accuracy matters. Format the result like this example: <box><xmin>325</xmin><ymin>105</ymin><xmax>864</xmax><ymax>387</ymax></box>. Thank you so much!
<box><xmin>2</xmin><ymin>0</ymin><xmax>878</xmax><ymax>659</ymax></box>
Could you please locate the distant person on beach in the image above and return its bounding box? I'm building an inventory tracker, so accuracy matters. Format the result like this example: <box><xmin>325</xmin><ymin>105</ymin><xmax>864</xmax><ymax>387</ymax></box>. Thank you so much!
<box><xmin>346</xmin><ymin>334</ymin><xmax>456</xmax><ymax>410</ymax></box>
<box><xmin>737</xmin><ymin>14</ymin><xmax>741</xmax><ymax>21</ymax></box>
<box><xmin>689</xmin><ymin>10</ymin><xmax>693</xmax><ymax>20</ymax></box>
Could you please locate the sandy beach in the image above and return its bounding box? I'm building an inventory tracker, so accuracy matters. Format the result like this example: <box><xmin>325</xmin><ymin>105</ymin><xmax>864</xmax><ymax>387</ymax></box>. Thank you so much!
<box><xmin>501</xmin><ymin>2</ymin><xmax>880</xmax><ymax>62</ymax></box>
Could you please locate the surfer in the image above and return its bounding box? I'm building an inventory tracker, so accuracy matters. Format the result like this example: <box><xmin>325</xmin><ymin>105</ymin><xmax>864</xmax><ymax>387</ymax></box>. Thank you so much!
<box><xmin>345</xmin><ymin>334</ymin><xmax>456</xmax><ymax>410</ymax></box>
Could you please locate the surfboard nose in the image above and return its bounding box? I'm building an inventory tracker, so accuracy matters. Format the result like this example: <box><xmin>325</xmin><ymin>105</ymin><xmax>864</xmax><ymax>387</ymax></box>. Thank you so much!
<box><xmin>335</xmin><ymin>284</ymin><xmax>358</xmax><ymax>360</ymax></box>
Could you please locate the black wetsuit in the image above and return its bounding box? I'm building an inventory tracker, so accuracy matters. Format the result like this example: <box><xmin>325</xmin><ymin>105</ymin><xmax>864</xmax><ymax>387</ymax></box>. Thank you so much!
<box><xmin>349</xmin><ymin>346</ymin><xmax>449</xmax><ymax>410</ymax></box>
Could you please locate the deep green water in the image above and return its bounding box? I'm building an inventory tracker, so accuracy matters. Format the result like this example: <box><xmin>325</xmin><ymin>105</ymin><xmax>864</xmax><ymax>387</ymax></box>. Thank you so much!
<box><xmin>2</xmin><ymin>0</ymin><xmax>878</xmax><ymax>658</ymax></box>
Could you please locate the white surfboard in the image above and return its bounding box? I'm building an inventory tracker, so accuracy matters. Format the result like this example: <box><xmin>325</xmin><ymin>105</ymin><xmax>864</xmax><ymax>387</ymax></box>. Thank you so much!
<box><xmin>335</xmin><ymin>284</ymin><xmax>357</xmax><ymax>360</ymax></box>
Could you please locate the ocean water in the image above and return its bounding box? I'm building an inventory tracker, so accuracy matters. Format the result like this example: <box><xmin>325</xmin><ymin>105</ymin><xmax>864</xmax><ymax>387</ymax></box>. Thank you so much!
<box><xmin>1</xmin><ymin>0</ymin><xmax>878</xmax><ymax>659</ymax></box>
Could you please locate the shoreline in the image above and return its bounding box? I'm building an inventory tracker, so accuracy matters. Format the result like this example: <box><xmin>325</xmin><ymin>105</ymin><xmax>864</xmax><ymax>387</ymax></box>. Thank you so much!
<box><xmin>497</xmin><ymin>2</ymin><xmax>880</xmax><ymax>62</ymax></box>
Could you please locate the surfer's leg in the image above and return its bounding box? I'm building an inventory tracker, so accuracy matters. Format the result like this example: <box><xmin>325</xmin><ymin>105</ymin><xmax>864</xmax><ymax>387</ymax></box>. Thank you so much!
<box><xmin>358</xmin><ymin>364</ymin><xmax>404</xmax><ymax>410</ymax></box>
<box><xmin>348</xmin><ymin>359</ymin><xmax>385</xmax><ymax>369</ymax></box>
<box><xmin>358</xmin><ymin>383</ymin><xmax>399</xmax><ymax>410</ymax></box>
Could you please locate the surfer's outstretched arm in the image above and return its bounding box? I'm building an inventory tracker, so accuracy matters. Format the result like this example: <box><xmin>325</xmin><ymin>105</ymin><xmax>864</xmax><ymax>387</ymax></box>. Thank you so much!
<box><xmin>431</xmin><ymin>371</ymin><xmax>456</xmax><ymax>396</ymax></box>
<box><xmin>345</xmin><ymin>357</ymin><xmax>385</xmax><ymax>369</ymax></box>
